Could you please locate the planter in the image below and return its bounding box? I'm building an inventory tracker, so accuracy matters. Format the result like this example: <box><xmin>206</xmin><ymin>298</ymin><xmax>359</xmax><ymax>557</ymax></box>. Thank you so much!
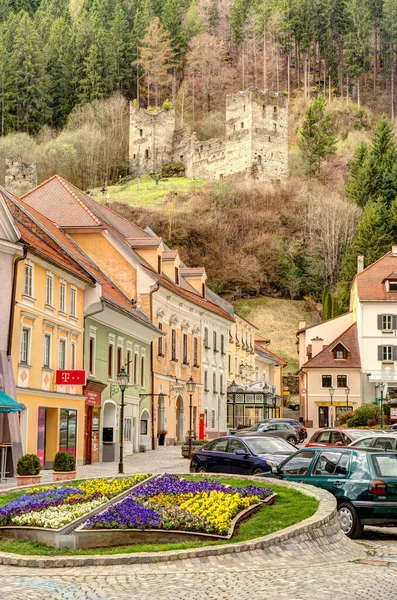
<box><xmin>181</xmin><ymin>444</ymin><xmax>205</xmax><ymax>458</ymax></box>
<box><xmin>16</xmin><ymin>475</ymin><xmax>41</xmax><ymax>487</ymax></box>
<box><xmin>52</xmin><ymin>471</ymin><xmax>77</xmax><ymax>482</ymax></box>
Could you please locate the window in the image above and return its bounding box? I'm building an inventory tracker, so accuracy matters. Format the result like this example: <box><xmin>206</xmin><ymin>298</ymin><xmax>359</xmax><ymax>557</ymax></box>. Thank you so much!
<box><xmin>228</xmin><ymin>354</ymin><xmax>231</xmax><ymax>373</ymax></box>
<box><xmin>183</xmin><ymin>333</ymin><xmax>188</xmax><ymax>364</ymax></box>
<box><xmin>43</xmin><ymin>334</ymin><xmax>51</xmax><ymax>368</ymax></box>
<box><xmin>381</xmin><ymin>315</ymin><xmax>393</xmax><ymax>330</ymax></box>
<box><xmin>158</xmin><ymin>323</ymin><xmax>164</xmax><ymax>356</ymax></box>
<box><xmin>117</xmin><ymin>346</ymin><xmax>122</xmax><ymax>375</ymax></box>
<box><xmin>380</xmin><ymin>345</ymin><xmax>393</xmax><ymax>361</ymax></box>
<box><xmin>221</xmin><ymin>334</ymin><xmax>225</xmax><ymax>355</ymax></box>
<box><xmin>59</xmin><ymin>281</ymin><xmax>66</xmax><ymax>313</ymax></box>
<box><xmin>157</xmin><ymin>255</ymin><xmax>162</xmax><ymax>274</ymax></box>
<box><xmin>213</xmin><ymin>331</ymin><xmax>217</xmax><ymax>352</ymax></box>
<box><xmin>204</xmin><ymin>327</ymin><xmax>209</xmax><ymax>348</ymax></box>
<box><xmin>20</xmin><ymin>328</ymin><xmax>30</xmax><ymax>364</ymax></box>
<box><xmin>126</xmin><ymin>349</ymin><xmax>132</xmax><ymax>382</ymax></box>
<box><xmin>139</xmin><ymin>128</ymin><xmax>143</xmax><ymax>136</ymax></box>
<box><xmin>389</xmin><ymin>282</ymin><xmax>397</xmax><ymax>291</ymax></box>
<box><xmin>71</xmin><ymin>341</ymin><xmax>76</xmax><ymax>369</ymax></box>
<box><xmin>70</xmin><ymin>288</ymin><xmax>76</xmax><ymax>317</ymax></box>
<box><xmin>141</xmin><ymin>356</ymin><xmax>145</xmax><ymax>387</ymax></box>
<box><xmin>257</xmin><ymin>155</ymin><xmax>262</xmax><ymax>165</ymax></box>
<box><xmin>213</xmin><ymin>372</ymin><xmax>217</xmax><ymax>393</ymax></box>
<box><xmin>372</xmin><ymin>454</ymin><xmax>397</xmax><ymax>477</ymax></box>
<box><xmin>204</xmin><ymin>409</ymin><xmax>208</xmax><ymax>426</ymax></box>
<box><xmin>175</xmin><ymin>267</ymin><xmax>179</xmax><ymax>284</ymax></box>
<box><xmin>124</xmin><ymin>418</ymin><xmax>132</xmax><ymax>443</ymax></box>
<box><xmin>140</xmin><ymin>418</ymin><xmax>148</xmax><ymax>435</ymax></box>
<box><xmin>59</xmin><ymin>339</ymin><xmax>66</xmax><ymax>369</ymax></box>
<box><xmin>240</xmin><ymin>122</ymin><xmax>244</xmax><ymax>128</ymax></box>
<box><xmin>193</xmin><ymin>338</ymin><xmax>198</xmax><ymax>366</ymax></box>
<box><xmin>220</xmin><ymin>374</ymin><xmax>224</xmax><ymax>395</ymax></box>
<box><xmin>171</xmin><ymin>329</ymin><xmax>177</xmax><ymax>361</ymax></box>
<box><xmin>337</xmin><ymin>375</ymin><xmax>347</xmax><ymax>388</ymax></box>
<box><xmin>313</xmin><ymin>451</ymin><xmax>348</xmax><ymax>477</ymax></box>
<box><xmin>211</xmin><ymin>409</ymin><xmax>215</xmax><ymax>428</ymax></box>
<box><xmin>315</xmin><ymin>431</ymin><xmax>331</xmax><ymax>444</ymax></box>
<box><xmin>228</xmin><ymin>439</ymin><xmax>247</xmax><ymax>454</ymax></box>
<box><xmin>59</xmin><ymin>409</ymin><xmax>77</xmax><ymax>455</ymax></box>
<box><xmin>373</xmin><ymin>437</ymin><xmax>395</xmax><ymax>450</ymax></box>
<box><xmin>108</xmin><ymin>343</ymin><xmax>114</xmax><ymax>378</ymax></box>
<box><xmin>279</xmin><ymin>451</ymin><xmax>316</xmax><ymax>476</ymax></box>
<box><xmin>23</xmin><ymin>263</ymin><xmax>33</xmax><ymax>297</ymax></box>
<box><xmin>209</xmin><ymin>438</ymin><xmax>228</xmax><ymax>452</ymax></box>
<box><xmin>45</xmin><ymin>274</ymin><xmax>53</xmax><ymax>306</ymax></box>
<box><xmin>134</xmin><ymin>353</ymin><xmax>138</xmax><ymax>385</ymax></box>
<box><xmin>204</xmin><ymin>371</ymin><xmax>208</xmax><ymax>391</ymax></box>
<box><xmin>89</xmin><ymin>337</ymin><xmax>95</xmax><ymax>375</ymax></box>
<box><xmin>145</xmin><ymin>148</ymin><xmax>149</xmax><ymax>159</ymax></box>
<box><xmin>322</xmin><ymin>375</ymin><xmax>332</xmax><ymax>388</ymax></box>
<box><xmin>335</xmin><ymin>349</ymin><xmax>345</xmax><ymax>359</ymax></box>
<box><xmin>235</xmin><ymin>356</ymin><xmax>238</xmax><ymax>376</ymax></box>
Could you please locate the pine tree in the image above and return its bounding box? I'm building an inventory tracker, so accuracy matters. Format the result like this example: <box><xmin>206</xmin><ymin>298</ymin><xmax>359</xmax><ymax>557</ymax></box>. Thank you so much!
<box><xmin>108</xmin><ymin>1</ymin><xmax>131</xmax><ymax>94</ymax></box>
<box><xmin>298</xmin><ymin>95</ymin><xmax>337</xmax><ymax>175</ymax></box>
<box><xmin>161</xmin><ymin>0</ymin><xmax>184</xmax><ymax>54</ymax></box>
<box><xmin>346</xmin><ymin>142</ymin><xmax>369</xmax><ymax>205</ymax></box>
<box><xmin>366</xmin><ymin>115</ymin><xmax>397</xmax><ymax>207</ymax></box>
<box><xmin>331</xmin><ymin>295</ymin><xmax>340</xmax><ymax>317</ymax></box>
<box><xmin>47</xmin><ymin>17</ymin><xmax>74</xmax><ymax>128</ymax></box>
<box><xmin>322</xmin><ymin>286</ymin><xmax>332</xmax><ymax>320</ymax></box>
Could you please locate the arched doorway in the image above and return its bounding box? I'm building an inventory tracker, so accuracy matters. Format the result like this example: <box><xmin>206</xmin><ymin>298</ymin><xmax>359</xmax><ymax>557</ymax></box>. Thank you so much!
<box><xmin>175</xmin><ymin>395</ymin><xmax>184</xmax><ymax>443</ymax></box>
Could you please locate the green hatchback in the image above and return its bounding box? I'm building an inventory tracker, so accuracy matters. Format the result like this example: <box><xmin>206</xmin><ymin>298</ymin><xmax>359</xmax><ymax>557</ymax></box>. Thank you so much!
<box><xmin>262</xmin><ymin>447</ymin><xmax>397</xmax><ymax>538</ymax></box>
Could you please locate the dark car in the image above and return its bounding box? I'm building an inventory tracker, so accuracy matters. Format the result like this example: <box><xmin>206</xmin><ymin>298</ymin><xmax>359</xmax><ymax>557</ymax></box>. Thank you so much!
<box><xmin>238</xmin><ymin>422</ymin><xmax>299</xmax><ymax>445</ymax></box>
<box><xmin>268</xmin><ymin>418</ymin><xmax>307</xmax><ymax>442</ymax></box>
<box><xmin>261</xmin><ymin>447</ymin><xmax>397</xmax><ymax>538</ymax></box>
<box><xmin>189</xmin><ymin>435</ymin><xmax>297</xmax><ymax>476</ymax></box>
<box><xmin>287</xmin><ymin>402</ymin><xmax>300</xmax><ymax>411</ymax></box>
<box><xmin>349</xmin><ymin>434</ymin><xmax>397</xmax><ymax>451</ymax></box>
<box><xmin>306</xmin><ymin>428</ymin><xmax>382</xmax><ymax>447</ymax></box>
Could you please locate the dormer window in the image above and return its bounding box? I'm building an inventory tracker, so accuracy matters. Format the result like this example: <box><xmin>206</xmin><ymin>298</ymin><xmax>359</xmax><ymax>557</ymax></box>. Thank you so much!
<box><xmin>336</xmin><ymin>350</ymin><xmax>345</xmax><ymax>359</ymax></box>
<box><xmin>390</xmin><ymin>282</ymin><xmax>397</xmax><ymax>291</ymax></box>
<box><xmin>333</xmin><ymin>343</ymin><xmax>347</xmax><ymax>360</ymax></box>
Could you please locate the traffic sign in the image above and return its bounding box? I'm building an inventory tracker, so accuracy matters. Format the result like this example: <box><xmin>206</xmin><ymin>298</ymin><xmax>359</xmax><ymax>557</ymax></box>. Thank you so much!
<box><xmin>56</xmin><ymin>370</ymin><xmax>87</xmax><ymax>385</ymax></box>
<box><xmin>301</xmin><ymin>388</ymin><xmax>307</xmax><ymax>395</ymax></box>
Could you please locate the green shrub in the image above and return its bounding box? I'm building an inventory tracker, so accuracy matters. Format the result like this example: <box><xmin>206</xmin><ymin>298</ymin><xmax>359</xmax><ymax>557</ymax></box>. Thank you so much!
<box><xmin>16</xmin><ymin>454</ymin><xmax>41</xmax><ymax>476</ymax></box>
<box><xmin>163</xmin><ymin>99</ymin><xmax>173</xmax><ymax>111</ymax></box>
<box><xmin>347</xmin><ymin>403</ymin><xmax>379</xmax><ymax>427</ymax></box>
<box><xmin>52</xmin><ymin>451</ymin><xmax>76</xmax><ymax>472</ymax></box>
<box><xmin>338</xmin><ymin>410</ymin><xmax>354</xmax><ymax>425</ymax></box>
<box><xmin>161</xmin><ymin>162</ymin><xmax>185</xmax><ymax>178</ymax></box>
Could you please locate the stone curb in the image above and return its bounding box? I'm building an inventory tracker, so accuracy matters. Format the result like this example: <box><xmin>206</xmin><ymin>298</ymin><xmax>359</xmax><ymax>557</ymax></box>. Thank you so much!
<box><xmin>0</xmin><ymin>476</ymin><xmax>364</xmax><ymax>568</ymax></box>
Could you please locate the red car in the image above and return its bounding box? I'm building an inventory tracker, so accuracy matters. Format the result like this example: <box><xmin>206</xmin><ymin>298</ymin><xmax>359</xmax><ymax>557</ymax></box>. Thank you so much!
<box><xmin>305</xmin><ymin>428</ymin><xmax>382</xmax><ymax>447</ymax></box>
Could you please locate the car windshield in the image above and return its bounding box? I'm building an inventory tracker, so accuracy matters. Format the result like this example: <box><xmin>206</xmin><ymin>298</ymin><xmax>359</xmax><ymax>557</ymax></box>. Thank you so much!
<box><xmin>372</xmin><ymin>454</ymin><xmax>397</xmax><ymax>477</ymax></box>
<box><xmin>245</xmin><ymin>437</ymin><xmax>295</xmax><ymax>454</ymax></box>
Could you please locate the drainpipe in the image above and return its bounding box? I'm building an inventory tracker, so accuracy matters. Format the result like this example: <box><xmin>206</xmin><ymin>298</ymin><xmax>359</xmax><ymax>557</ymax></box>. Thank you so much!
<box><xmin>149</xmin><ymin>283</ymin><xmax>160</xmax><ymax>450</ymax></box>
<box><xmin>7</xmin><ymin>245</ymin><xmax>28</xmax><ymax>358</ymax></box>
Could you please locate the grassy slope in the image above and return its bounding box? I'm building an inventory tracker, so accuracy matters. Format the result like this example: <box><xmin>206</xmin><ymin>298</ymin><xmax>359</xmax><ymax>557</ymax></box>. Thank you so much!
<box><xmin>0</xmin><ymin>478</ymin><xmax>317</xmax><ymax>556</ymax></box>
<box><xmin>234</xmin><ymin>296</ymin><xmax>316</xmax><ymax>372</ymax></box>
<box><xmin>91</xmin><ymin>176</ymin><xmax>205</xmax><ymax>207</ymax></box>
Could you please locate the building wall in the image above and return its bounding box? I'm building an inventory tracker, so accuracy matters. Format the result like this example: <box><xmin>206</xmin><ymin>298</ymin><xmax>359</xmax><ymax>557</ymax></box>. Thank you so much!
<box><xmin>298</xmin><ymin>313</ymin><xmax>354</xmax><ymax>366</ymax></box>
<box><xmin>227</xmin><ymin>316</ymin><xmax>256</xmax><ymax>386</ymax></box>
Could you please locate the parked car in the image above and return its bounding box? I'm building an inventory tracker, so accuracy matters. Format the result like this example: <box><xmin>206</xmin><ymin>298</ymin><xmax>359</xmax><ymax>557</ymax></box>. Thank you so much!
<box><xmin>239</xmin><ymin>422</ymin><xmax>300</xmax><ymax>445</ymax></box>
<box><xmin>305</xmin><ymin>428</ymin><xmax>383</xmax><ymax>447</ymax></box>
<box><xmin>349</xmin><ymin>434</ymin><xmax>397</xmax><ymax>451</ymax></box>
<box><xmin>260</xmin><ymin>446</ymin><xmax>397</xmax><ymax>538</ymax></box>
<box><xmin>287</xmin><ymin>402</ymin><xmax>300</xmax><ymax>411</ymax></box>
<box><xmin>269</xmin><ymin>418</ymin><xmax>307</xmax><ymax>442</ymax></box>
<box><xmin>387</xmin><ymin>423</ymin><xmax>397</xmax><ymax>431</ymax></box>
<box><xmin>189</xmin><ymin>435</ymin><xmax>297</xmax><ymax>475</ymax></box>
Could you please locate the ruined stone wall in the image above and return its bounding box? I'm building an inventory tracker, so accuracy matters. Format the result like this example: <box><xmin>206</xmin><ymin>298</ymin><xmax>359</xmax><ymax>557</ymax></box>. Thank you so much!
<box><xmin>4</xmin><ymin>157</ymin><xmax>37</xmax><ymax>194</ymax></box>
<box><xmin>129</xmin><ymin>104</ymin><xmax>175</xmax><ymax>176</ymax></box>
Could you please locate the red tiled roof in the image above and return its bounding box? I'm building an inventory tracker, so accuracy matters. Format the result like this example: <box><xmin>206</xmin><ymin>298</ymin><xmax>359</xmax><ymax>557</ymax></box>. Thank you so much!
<box><xmin>354</xmin><ymin>251</ymin><xmax>397</xmax><ymax>301</ymax></box>
<box><xmin>301</xmin><ymin>323</ymin><xmax>361</xmax><ymax>369</ymax></box>
<box><xmin>254</xmin><ymin>342</ymin><xmax>288</xmax><ymax>367</ymax></box>
<box><xmin>180</xmin><ymin>267</ymin><xmax>206</xmax><ymax>276</ymax></box>
<box><xmin>163</xmin><ymin>250</ymin><xmax>177</xmax><ymax>261</ymax></box>
<box><xmin>128</xmin><ymin>237</ymin><xmax>162</xmax><ymax>248</ymax></box>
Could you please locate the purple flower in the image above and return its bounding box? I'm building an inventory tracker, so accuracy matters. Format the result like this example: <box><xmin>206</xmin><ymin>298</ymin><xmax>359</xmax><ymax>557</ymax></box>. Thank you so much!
<box><xmin>0</xmin><ymin>488</ymin><xmax>85</xmax><ymax>525</ymax></box>
<box><xmin>84</xmin><ymin>498</ymin><xmax>162</xmax><ymax>530</ymax></box>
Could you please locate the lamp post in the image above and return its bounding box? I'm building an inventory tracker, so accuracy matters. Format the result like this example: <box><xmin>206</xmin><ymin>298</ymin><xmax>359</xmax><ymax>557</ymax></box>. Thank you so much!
<box><xmin>329</xmin><ymin>385</ymin><xmax>335</xmax><ymax>427</ymax></box>
<box><xmin>186</xmin><ymin>376</ymin><xmax>196</xmax><ymax>459</ymax></box>
<box><xmin>117</xmin><ymin>366</ymin><xmax>129</xmax><ymax>474</ymax></box>
<box><xmin>345</xmin><ymin>386</ymin><xmax>350</xmax><ymax>412</ymax></box>
<box><xmin>379</xmin><ymin>382</ymin><xmax>385</xmax><ymax>428</ymax></box>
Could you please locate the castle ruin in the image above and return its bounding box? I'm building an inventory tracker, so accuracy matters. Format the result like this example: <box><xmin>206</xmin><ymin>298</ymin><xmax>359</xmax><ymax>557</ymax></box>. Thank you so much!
<box><xmin>129</xmin><ymin>88</ymin><xmax>289</xmax><ymax>184</ymax></box>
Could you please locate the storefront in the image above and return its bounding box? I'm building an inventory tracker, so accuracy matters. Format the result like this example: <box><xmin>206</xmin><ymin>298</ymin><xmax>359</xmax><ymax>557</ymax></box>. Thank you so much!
<box><xmin>83</xmin><ymin>390</ymin><xmax>103</xmax><ymax>465</ymax></box>
<box><xmin>226</xmin><ymin>391</ymin><xmax>281</xmax><ymax>429</ymax></box>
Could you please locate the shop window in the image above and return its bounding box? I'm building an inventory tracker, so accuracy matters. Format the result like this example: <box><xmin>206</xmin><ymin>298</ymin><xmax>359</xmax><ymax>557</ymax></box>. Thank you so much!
<box><xmin>59</xmin><ymin>409</ymin><xmax>77</xmax><ymax>455</ymax></box>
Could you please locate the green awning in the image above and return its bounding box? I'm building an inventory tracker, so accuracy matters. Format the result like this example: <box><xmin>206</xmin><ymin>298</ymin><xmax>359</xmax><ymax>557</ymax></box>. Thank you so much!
<box><xmin>0</xmin><ymin>390</ymin><xmax>23</xmax><ymax>413</ymax></box>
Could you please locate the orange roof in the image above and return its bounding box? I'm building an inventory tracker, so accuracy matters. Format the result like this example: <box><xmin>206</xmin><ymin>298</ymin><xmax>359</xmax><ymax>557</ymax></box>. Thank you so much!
<box><xmin>301</xmin><ymin>323</ymin><xmax>361</xmax><ymax>369</ymax></box>
<box><xmin>354</xmin><ymin>251</ymin><xmax>397</xmax><ymax>301</ymax></box>
<box><xmin>128</xmin><ymin>237</ymin><xmax>162</xmax><ymax>248</ymax></box>
<box><xmin>255</xmin><ymin>341</ymin><xmax>288</xmax><ymax>367</ymax></box>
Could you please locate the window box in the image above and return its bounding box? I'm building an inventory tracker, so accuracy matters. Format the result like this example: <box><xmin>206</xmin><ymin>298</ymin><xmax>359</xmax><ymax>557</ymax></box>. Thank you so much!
<box><xmin>170</xmin><ymin>358</ymin><xmax>179</xmax><ymax>364</ymax></box>
<box><xmin>157</xmin><ymin>353</ymin><xmax>165</xmax><ymax>358</ymax></box>
<box><xmin>182</xmin><ymin>360</ymin><xmax>190</xmax><ymax>366</ymax></box>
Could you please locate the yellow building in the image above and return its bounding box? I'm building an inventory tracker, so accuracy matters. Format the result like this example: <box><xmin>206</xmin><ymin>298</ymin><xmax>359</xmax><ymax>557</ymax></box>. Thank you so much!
<box><xmin>227</xmin><ymin>313</ymin><xmax>257</xmax><ymax>386</ymax></box>
<box><xmin>6</xmin><ymin>196</ymin><xmax>95</xmax><ymax>467</ymax></box>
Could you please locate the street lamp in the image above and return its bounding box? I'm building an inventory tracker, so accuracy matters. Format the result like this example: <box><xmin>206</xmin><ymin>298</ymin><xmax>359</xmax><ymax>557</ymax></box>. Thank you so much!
<box><xmin>379</xmin><ymin>382</ymin><xmax>385</xmax><ymax>428</ymax></box>
<box><xmin>186</xmin><ymin>376</ymin><xmax>196</xmax><ymax>458</ymax></box>
<box><xmin>345</xmin><ymin>386</ymin><xmax>350</xmax><ymax>412</ymax></box>
<box><xmin>117</xmin><ymin>366</ymin><xmax>129</xmax><ymax>474</ymax></box>
<box><xmin>329</xmin><ymin>385</ymin><xmax>335</xmax><ymax>427</ymax></box>
<box><xmin>228</xmin><ymin>380</ymin><xmax>239</xmax><ymax>393</ymax></box>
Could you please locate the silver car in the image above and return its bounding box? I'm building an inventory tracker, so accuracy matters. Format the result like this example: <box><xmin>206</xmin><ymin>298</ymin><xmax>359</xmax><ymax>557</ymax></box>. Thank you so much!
<box><xmin>238</xmin><ymin>422</ymin><xmax>299</xmax><ymax>445</ymax></box>
<box><xmin>349</xmin><ymin>433</ymin><xmax>397</xmax><ymax>451</ymax></box>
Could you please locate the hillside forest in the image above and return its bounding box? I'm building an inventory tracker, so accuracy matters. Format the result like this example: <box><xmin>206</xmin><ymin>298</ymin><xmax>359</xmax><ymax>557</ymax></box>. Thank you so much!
<box><xmin>2</xmin><ymin>0</ymin><xmax>397</xmax><ymax>309</ymax></box>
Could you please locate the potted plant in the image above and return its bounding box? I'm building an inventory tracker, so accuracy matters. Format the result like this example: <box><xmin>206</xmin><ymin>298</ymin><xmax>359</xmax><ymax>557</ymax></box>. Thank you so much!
<box><xmin>158</xmin><ymin>430</ymin><xmax>167</xmax><ymax>446</ymax></box>
<box><xmin>52</xmin><ymin>451</ymin><xmax>76</xmax><ymax>481</ymax></box>
<box><xmin>16</xmin><ymin>454</ymin><xmax>41</xmax><ymax>486</ymax></box>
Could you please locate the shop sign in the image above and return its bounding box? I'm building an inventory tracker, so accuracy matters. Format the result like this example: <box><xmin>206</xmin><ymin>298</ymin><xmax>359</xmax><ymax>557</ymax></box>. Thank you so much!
<box><xmin>84</xmin><ymin>390</ymin><xmax>101</xmax><ymax>406</ymax></box>
<box><xmin>390</xmin><ymin>406</ymin><xmax>397</xmax><ymax>422</ymax></box>
<box><xmin>56</xmin><ymin>369</ymin><xmax>86</xmax><ymax>385</ymax></box>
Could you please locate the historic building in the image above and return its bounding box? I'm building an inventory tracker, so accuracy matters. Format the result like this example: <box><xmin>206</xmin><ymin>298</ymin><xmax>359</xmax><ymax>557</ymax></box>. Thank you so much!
<box><xmin>129</xmin><ymin>88</ymin><xmax>289</xmax><ymax>184</ymax></box>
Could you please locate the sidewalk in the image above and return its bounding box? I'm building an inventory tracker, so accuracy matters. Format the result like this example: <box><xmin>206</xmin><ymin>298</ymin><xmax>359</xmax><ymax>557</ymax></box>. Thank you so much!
<box><xmin>0</xmin><ymin>445</ymin><xmax>189</xmax><ymax>490</ymax></box>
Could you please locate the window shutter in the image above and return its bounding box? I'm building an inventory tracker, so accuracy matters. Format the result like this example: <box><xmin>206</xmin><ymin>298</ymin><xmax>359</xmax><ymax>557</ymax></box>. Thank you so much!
<box><xmin>377</xmin><ymin>315</ymin><xmax>383</xmax><ymax>329</ymax></box>
<box><xmin>393</xmin><ymin>316</ymin><xmax>397</xmax><ymax>330</ymax></box>
<box><xmin>393</xmin><ymin>346</ymin><xmax>397</xmax><ymax>361</ymax></box>
<box><xmin>378</xmin><ymin>346</ymin><xmax>383</xmax><ymax>361</ymax></box>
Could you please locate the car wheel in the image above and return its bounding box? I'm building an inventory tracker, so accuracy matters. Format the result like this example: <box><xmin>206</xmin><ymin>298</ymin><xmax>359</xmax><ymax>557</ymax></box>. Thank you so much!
<box><xmin>251</xmin><ymin>467</ymin><xmax>264</xmax><ymax>475</ymax></box>
<box><xmin>196</xmin><ymin>465</ymin><xmax>207</xmax><ymax>473</ymax></box>
<box><xmin>337</xmin><ymin>502</ymin><xmax>364</xmax><ymax>539</ymax></box>
<box><xmin>287</xmin><ymin>436</ymin><xmax>297</xmax><ymax>445</ymax></box>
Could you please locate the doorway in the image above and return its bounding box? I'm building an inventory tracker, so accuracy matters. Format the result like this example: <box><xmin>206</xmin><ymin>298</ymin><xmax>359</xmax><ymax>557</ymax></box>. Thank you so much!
<box><xmin>318</xmin><ymin>406</ymin><xmax>329</xmax><ymax>428</ymax></box>
<box><xmin>175</xmin><ymin>395</ymin><xmax>184</xmax><ymax>442</ymax></box>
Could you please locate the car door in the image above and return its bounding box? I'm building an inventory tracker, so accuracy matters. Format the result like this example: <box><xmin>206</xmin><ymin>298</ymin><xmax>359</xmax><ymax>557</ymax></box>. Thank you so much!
<box><xmin>308</xmin><ymin>450</ymin><xmax>350</xmax><ymax>498</ymax></box>
<box><xmin>273</xmin><ymin>450</ymin><xmax>318</xmax><ymax>483</ymax></box>
<box><xmin>309</xmin><ymin>430</ymin><xmax>332</xmax><ymax>447</ymax></box>
<box><xmin>226</xmin><ymin>438</ymin><xmax>253</xmax><ymax>474</ymax></box>
<box><xmin>201</xmin><ymin>438</ymin><xmax>230</xmax><ymax>472</ymax></box>
<box><xmin>373</xmin><ymin>437</ymin><xmax>397</xmax><ymax>451</ymax></box>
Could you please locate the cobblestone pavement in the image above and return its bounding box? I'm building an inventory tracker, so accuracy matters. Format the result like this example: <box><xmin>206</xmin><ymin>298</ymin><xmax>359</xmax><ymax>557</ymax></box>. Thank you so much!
<box><xmin>0</xmin><ymin>528</ymin><xmax>396</xmax><ymax>599</ymax></box>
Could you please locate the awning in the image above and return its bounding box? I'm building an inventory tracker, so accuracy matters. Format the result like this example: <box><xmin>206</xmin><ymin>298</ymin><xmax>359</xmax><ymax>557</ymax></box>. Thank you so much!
<box><xmin>314</xmin><ymin>400</ymin><xmax>357</xmax><ymax>406</ymax></box>
<box><xmin>0</xmin><ymin>390</ymin><xmax>24</xmax><ymax>413</ymax></box>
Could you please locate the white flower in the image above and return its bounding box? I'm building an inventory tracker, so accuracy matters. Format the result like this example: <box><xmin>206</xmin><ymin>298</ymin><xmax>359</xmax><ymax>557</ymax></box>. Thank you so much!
<box><xmin>11</xmin><ymin>497</ymin><xmax>107</xmax><ymax>529</ymax></box>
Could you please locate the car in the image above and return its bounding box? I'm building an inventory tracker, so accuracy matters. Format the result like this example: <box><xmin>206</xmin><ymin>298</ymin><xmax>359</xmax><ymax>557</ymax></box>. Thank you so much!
<box><xmin>305</xmin><ymin>428</ymin><xmax>383</xmax><ymax>447</ymax></box>
<box><xmin>268</xmin><ymin>418</ymin><xmax>307</xmax><ymax>441</ymax></box>
<box><xmin>189</xmin><ymin>435</ymin><xmax>297</xmax><ymax>475</ymax></box>
<box><xmin>349</xmin><ymin>434</ymin><xmax>397</xmax><ymax>451</ymax></box>
<box><xmin>387</xmin><ymin>423</ymin><xmax>397</xmax><ymax>432</ymax></box>
<box><xmin>288</xmin><ymin>402</ymin><xmax>300</xmax><ymax>411</ymax></box>
<box><xmin>238</xmin><ymin>422</ymin><xmax>300</xmax><ymax>445</ymax></box>
<box><xmin>260</xmin><ymin>446</ymin><xmax>397</xmax><ymax>538</ymax></box>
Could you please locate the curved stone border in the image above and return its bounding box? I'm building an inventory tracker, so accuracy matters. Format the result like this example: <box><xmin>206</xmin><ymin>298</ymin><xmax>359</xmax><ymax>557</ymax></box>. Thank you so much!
<box><xmin>0</xmin><ymin>475</ymin><xmax>366</xmax><ymax>568</ymax></box>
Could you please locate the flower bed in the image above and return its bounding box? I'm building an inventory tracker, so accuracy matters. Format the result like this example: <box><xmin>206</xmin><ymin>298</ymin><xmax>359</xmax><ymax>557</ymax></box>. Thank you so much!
<box><xmin>0</xmin><ymin>475</ymin><xmax>149</xmax><ymax>529</ymax></box>
<box><xmin>82</xmin><ymin>475</ymin><xmax>274</xmax><ymax>536</ymax></box>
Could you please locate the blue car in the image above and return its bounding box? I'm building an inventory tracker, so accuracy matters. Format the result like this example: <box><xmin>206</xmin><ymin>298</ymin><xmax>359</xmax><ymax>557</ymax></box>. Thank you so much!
<box><xmin>189</xmin><ymin>435</ymin><xmax>297</xmax><ymax>475</ymax></box>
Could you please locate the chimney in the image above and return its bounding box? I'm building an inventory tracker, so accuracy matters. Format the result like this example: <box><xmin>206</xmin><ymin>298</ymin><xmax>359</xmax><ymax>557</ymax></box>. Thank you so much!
<box><xmin>392</xmin><ymin>245</ymin><xmax>397</xmax><ymax>257</ymax></box>
<box><xmin>298</xmin><ymin>320</ymin><xmax>306</xmax><ymax>330</ymax></box>
<box><xmin>311</xmin><ymin>336</ymin><xmax>324</xmax><ymax>357</ymax></box>
<box><xmin>357</xmin><ymin>255</ymin><xmax>364</xmax><ymax>273</ymax></box>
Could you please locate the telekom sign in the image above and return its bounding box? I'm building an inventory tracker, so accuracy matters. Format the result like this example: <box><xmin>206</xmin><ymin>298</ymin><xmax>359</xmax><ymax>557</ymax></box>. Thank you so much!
<box><xmin>55</xmin><ymin>370</ymin><xmax>87</xmax><ymax>385</ymax></box>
